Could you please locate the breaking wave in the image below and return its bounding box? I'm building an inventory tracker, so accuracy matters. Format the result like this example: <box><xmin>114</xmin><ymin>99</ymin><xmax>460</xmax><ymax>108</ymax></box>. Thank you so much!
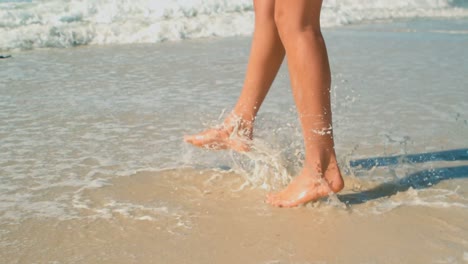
<box><xmin>1</xmin><ymin>0</ymin><xmax>468</xmax><ymax>50</ymax></box>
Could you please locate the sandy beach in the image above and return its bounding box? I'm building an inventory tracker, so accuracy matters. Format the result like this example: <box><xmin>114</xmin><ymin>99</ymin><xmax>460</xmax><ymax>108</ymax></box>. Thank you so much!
<box><xmin>1</xmin><ymin>17</ymin><xmax>468</xmax><ymax>263</ymax></box>
<box><xmin>2</xmin><ymin>168</ymin><xmax>468</xmax><ymax>263</ymax></box>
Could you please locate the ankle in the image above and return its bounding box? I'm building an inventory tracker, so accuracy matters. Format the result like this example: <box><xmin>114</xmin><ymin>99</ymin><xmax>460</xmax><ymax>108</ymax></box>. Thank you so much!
<box><xmin>222</xmin><ymin>113</ymin><xmax>254</xmax><ymax>138</ymax></box>
<box><xmin>304</xmin><ymin>150</ymin><xmax>335</xmax><ymax>168</ymax></box>
<box><xmin>305</xmin><ymin>155</ymin><xmax>343</xmax><ymax>188</ymax></box>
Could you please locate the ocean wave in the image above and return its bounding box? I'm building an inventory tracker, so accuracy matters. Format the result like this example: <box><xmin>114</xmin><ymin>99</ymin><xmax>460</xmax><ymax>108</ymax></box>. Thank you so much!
<box><xmin>1</xmin><ymin>0</ymin><xmax>468</xmax><ymax>51</ymax></box>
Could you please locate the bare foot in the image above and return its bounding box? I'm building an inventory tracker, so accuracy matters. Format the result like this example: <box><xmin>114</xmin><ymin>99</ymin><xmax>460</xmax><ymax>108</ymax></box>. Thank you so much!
<box><xmin>184</xmin><ymin>115</ymin><xmax>253</xmax><ymax>152</ymax></box>
<box><xmin>266</xmin><ymin>161</ymin><xmax>344</xmax><ymax>207</ymax></box>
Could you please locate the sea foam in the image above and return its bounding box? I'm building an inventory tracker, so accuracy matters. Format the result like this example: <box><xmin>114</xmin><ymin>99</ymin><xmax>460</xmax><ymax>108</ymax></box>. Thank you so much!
<box><xmin>1</xmin><ymin>0</ymin><xmax>468</xmax><ymax>51</ymax></box>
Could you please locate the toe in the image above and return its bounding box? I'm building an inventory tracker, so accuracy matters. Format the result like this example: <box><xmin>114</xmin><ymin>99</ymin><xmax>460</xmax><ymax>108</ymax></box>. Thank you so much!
<box><xmin>267</xmin><ymin>192</ymin><xmax>308</xmax><ymax>208</ymax></box>
<box><xmin>269</xmin><ymin>194</ymin><xmax>285</xmax><ymax>207</ymax></box>
<box><xmin>278</xmin><ymin>199</ymin><xmax>299</xmax><ymax>208</ymax></box>
<box><xmin>183</xmin><ymin>135</ymin><xmax>194</xmax><ymax>143</ymax></box>
<box><xmin>266</xmin><ymin>193</ymin><xmax>278</xmax><ymax>205</ymax></box>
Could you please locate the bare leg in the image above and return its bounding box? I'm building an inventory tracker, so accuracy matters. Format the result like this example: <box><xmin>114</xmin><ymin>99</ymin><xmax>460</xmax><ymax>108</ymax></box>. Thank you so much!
<box><xmin>184</xmin><ymin>0</ymin><xmax>285</xmax><ymax>152</ymax></box>
<box><xmin>266</xmin><ymin>0</ymin><xmax>344</xmax><ymax>207</ymax></box>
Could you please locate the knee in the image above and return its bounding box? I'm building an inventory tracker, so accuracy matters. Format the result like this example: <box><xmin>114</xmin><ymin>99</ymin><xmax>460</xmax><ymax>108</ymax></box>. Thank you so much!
<box><xmin>273</xmin><ymin>7</ymin><xmax>287</xmax><ymax>35</ymax></box>
<box><xmin>274</xmin><ymin>8</ymin><xmax>322</xmax><ymax>40</ymax></box>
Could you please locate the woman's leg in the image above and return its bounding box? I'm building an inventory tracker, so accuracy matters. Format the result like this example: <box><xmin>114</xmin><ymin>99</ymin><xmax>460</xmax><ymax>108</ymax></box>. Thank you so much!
<box><xmin>266</xmin><ymin>0</ymin><xmax>344</xmax><ymax>207</ymax></box>
<box><xmin>184</xmin><ymin>0</ymin><xmax>285</xmax><ymax>151</ymax></box>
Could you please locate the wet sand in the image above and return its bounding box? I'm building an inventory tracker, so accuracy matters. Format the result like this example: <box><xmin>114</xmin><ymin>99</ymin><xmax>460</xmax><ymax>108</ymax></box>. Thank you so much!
<box><xmin>2</xmin><ymin>168</ymin><xmax>468</xmax><ymax>263</ymax></box>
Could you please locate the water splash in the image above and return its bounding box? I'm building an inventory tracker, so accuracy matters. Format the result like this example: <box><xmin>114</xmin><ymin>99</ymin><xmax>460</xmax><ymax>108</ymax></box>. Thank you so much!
<box><xmin>229</xmin><ymin>138</ymin><xmax>292</xmax><ymax>191</ymax></box>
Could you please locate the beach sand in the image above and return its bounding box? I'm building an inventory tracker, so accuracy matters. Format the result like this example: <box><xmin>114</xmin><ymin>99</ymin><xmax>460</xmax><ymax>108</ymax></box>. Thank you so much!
<box><xmin>2</xmin><ymin>168</ymin><xmax>468</xmax><ymax>263</ymax></box>
<box><xmin>1</xmin><ymin>18</ymin><xmax>468</xmax><ymax>263</ymax></box>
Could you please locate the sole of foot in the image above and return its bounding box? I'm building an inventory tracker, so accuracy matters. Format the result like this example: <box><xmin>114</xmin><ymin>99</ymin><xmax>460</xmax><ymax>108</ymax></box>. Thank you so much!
<box><xmin>184</xmin><ymin>127</ymin><xmax>251</xmax><ymax>152</ymax></box>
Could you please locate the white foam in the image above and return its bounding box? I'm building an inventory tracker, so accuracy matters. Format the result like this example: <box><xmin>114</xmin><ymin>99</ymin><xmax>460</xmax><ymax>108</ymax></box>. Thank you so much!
<box><xmin>1</xmin><ymin>0</ymin><xmax>468</xmax><ymax>50</ymax></box>
<box><xmin>367</xmin><ymin>187</ymin><xmax>468</xmax><ymax>214</ymax></box>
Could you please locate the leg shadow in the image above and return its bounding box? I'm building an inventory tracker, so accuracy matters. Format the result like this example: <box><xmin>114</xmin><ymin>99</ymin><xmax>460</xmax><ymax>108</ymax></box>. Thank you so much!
<box><xmin>350</xmin><ymin>148</ymin><xmax>468</xmax><ymax>170</ymax></box>
<box><xmin>340</xmin><ymin>148</ymin><xmax>468</xmax><ymax>205</ymax></box>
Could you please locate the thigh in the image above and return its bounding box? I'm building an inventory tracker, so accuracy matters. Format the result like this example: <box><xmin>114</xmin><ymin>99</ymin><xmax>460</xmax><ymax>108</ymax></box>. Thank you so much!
<box><xmin>253</xmin><ymin>0</ymin><xmax>276</xmax><ymax>23</ymax></box>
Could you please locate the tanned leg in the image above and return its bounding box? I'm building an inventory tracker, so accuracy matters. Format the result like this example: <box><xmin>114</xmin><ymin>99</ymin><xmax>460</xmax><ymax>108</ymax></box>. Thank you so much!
<box><xmin>266</xmin><ymin>0</ymin><xmax>344</xmax><ymax>207</ymax></box>
<box><xmin>184</xmin><ymin>0</ymin><xmax>285</xmax><ymax>152</ymax></box>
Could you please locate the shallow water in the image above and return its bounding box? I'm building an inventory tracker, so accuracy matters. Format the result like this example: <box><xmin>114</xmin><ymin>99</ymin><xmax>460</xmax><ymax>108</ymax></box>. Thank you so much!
<box><xmin>1</xmin><ymin>18</ymin><xmax>468</xmax><ymax>263</ymax></box>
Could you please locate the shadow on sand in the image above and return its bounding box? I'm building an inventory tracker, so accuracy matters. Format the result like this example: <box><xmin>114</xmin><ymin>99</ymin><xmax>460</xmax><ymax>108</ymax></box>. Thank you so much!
<box><xmin>339</xmin><ymin>148</ymin><xmax>468</xmax><ymax>205</ymax></box>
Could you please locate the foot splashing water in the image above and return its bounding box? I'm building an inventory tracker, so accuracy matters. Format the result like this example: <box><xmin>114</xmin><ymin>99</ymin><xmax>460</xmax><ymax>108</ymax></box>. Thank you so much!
<box><xmin>184</xmin><ymin>113</ymin><xmax>344</xmax><ymax>207</ymax></box>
